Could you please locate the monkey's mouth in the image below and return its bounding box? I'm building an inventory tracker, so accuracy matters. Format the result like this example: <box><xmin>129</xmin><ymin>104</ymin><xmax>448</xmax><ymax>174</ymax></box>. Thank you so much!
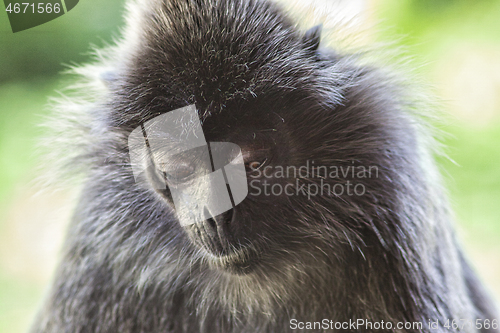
<box><xmin>206</xmin><ymin>245</ymin><xmax>261</xmax><ymax>274</ymax></box>
<box><xmin>183</xmin><ymin>213</ymin><xmax>261</xmax><ymax>274</ymax></box>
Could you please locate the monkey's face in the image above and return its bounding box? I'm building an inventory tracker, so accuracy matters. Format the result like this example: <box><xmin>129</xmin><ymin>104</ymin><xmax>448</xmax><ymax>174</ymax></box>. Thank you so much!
<box><xmin>129</xmin><ymin>96</ymin><xmax>317</xmax><ymax>274</ymax></box>
<box><xmin>123</xmin><ymin>78</ymin><xmax>394</xmax><ymax>276</ymax></box>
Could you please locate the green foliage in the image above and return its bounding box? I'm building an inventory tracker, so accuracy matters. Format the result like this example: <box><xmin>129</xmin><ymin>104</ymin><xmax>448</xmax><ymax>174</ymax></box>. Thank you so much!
<box><xmin>0</xmin><ymin>0</ymin><xmax>125</xmax><ymax>82</ymax></box>
<box><xmin>438</xmin><ymin>124</ymin><xmax>500</xmax><ymax>243</ymax></box>
<box><xmin>0</xmin><ymin>81</ymin><xmax>56</xmax><ymax>202</ymax></box>
<box><xmin>0</xmin><ymin>272</ymin><xmax>43</xmax><ymax>333</ymax></box>
<box><xmin>377</xmin><ymin>0</ymin><xmax>500</xmax><ymax>51</ymax></box>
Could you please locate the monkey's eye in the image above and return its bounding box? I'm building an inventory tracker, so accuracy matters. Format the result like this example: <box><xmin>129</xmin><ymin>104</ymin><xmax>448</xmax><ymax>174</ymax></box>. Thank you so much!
<box><xmin>161</xmin><ymin>162</ymin><xmax>196</xmax><ymax>183</ymax></box>
<box><xmin>245</xmin><ymin>159</ymin><xmax>267</xmax><ymax>173</ymax></box>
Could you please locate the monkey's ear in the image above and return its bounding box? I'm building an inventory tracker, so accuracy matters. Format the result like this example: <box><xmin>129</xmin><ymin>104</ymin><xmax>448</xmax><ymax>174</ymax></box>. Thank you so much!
<box><xmin>302</xmin><ymin>24</ymin><xmax>322</xmax><ymax>52</ymax></box>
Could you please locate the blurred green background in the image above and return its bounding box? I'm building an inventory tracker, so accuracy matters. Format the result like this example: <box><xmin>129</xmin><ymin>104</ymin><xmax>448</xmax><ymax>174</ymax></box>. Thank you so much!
<box><xmin>0</xmin><ymin>0</ymin><xmax>499</xmax><ymax>332</ymax></box>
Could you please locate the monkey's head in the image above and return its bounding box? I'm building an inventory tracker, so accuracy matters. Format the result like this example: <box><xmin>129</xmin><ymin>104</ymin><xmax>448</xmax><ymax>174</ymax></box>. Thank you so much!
<box><xmin>93</xmin><ymin>0</ymin><xmax>420</xmax><ymax>281</ymax></box>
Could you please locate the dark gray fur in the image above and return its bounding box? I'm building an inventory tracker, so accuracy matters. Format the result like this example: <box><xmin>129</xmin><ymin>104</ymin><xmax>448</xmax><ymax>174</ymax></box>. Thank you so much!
<box><xmin>32</xmin><ymin>0</ymin><xmax>498</xmax><ymax>332</ymax></box>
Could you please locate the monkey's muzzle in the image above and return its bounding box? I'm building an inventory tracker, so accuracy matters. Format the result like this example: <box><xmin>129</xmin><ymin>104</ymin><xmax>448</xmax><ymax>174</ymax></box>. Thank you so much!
<box><xmin>185</xmin><ymin>209</ymin><xmax>240</xmax><ymax>256</ymax></box>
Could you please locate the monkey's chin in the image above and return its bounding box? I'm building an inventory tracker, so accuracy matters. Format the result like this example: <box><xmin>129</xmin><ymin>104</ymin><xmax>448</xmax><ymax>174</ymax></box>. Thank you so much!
<box><xmin>205</xmin><ymin>248</ymin><xmax>261</xmax><ymax>275</ymax></box>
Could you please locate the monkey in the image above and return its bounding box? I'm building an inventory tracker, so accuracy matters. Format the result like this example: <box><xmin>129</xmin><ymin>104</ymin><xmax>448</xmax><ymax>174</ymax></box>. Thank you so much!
<box><xmin>31</xmin><ymin>0</ymin><xmax>499</xmax><ymax>332</ymax></box>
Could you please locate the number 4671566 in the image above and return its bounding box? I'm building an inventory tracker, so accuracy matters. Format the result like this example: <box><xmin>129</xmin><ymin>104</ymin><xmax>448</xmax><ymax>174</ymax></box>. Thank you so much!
<box><xmin>6</xmin><ymin>3</ymin><xmax>61</xmax><ymax>14</ymax></box>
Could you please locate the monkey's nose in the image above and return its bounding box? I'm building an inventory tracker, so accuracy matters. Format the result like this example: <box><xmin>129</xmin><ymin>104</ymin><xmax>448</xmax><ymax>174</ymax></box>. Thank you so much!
<box><xmin>186</xmin><ymin>209</ymin><xmax>237</xmax><ymax>256</ymax></box>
